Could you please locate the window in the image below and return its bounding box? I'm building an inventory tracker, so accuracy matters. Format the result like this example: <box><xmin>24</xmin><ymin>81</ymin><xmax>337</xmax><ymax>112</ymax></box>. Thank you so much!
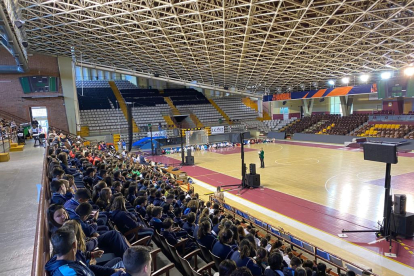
<box><xmin>330</xmin><ymin>97</ymin><xmax>342</xmax><ymax>115</ymax></box>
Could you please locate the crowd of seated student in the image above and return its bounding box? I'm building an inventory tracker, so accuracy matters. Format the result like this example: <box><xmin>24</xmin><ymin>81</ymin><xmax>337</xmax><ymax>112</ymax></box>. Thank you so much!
<box><xmin>43</xmin><ymin>131</ymin><xmax>363</xmax><ymax>276</ymax></box>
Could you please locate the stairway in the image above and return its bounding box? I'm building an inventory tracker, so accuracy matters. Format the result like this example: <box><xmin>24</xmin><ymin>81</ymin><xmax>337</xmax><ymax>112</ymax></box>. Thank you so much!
<box><xmin>190</xmin><ymin>113</ymin><xmax>203</xmax><ymax>128</ymax></box>
<box><xmin>113</xmin><ymin>134</ymin><xmax>121</xmax><ymax>151</ymax></box>
<box><xmin>10</xmin><ymin>142</ymin><xmax>24</xmax><ymax>152</ymax></box>
<box><xmin>164</xmin><ymin>97</ymin><xmax>180</xmax><ymax>115</ymax></box>
<box><xmin>163</xmin><ymin>115</ymin><xmax>177</xmax><ymax>129</ymax></box>
<box><xmin>242</xmin><ymin>98</ymin><xmax>271</xmax><ymax>121</ymax></box>
<box><xmin>208</xmin><ymin>98</ymin><xmax>232</xmax><ymax>125</ymax></box>
<box><xmin>108</xmin><ymin>81</ymin><xmax>139</xmax><ymax>133</ymax></box>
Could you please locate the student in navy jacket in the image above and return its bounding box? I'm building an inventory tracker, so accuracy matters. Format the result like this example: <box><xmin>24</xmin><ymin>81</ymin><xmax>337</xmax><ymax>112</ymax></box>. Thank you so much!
<box><xmin>149</xmin><ymin>206</ymin><xmax>164</xmax><ymax>231</ymax></box>
<box><xmin>161</xmin><ymin>218</ymin><xmax>197</xmax><ymax>255</ymax></box>
<box><xmin>197</xmin><ymin>220</ymin><xmax>217</xmax><ymax>251</ymax></box>
<box><xmin>230</xmin><ymin>239</ymin><xmax>262</xmax><ymax>276</ymax></box>
<box><xmin>182</xmin><ymin>212</ymin><xmax>196</xmax><ymax>236</ymax></box>
<box><xmin>147</xmin><ymin>188</ymin><xmax>156</xmax><ymax>204</ymax></box>
<box><xmin>51</xmin><ymin>180</ymin><xmax>68</xmax><ymax>205</ymax></box>
<box><xmin>152</xmin><ymin>191</ymin><xmax>164</xmax><ymax>206</ymax></box>
<box><xmin>45</xmin><ymin>228</ymin><xmax>95</xmax><ymax>276</ymax></box>
<box><xmin>212</xmin><ymin>229</ymin><xmax>238</xmax><ymax>260</ymax></box>
<box><xmin>64</xmin><ymin>188</ymin><xmax>91</xmax><ymax>212</ymax></box>
<box><xmin>110</xmin><ymin>246</ymin><xmax>152</xmax><ymax>276</ymax></box>
<box><xmin>110</xmin><ymin>197</ymin><xmax>153</xmax><ymax>242</ymax></box>
<box><xmin>134</xmin><ymin>196</ymin><xmax>147</xmax><ymax>218</ymax></box>
<box><xmin>264</xmin><ymin>251</ymin><xmax>285</xmax><ymax>276</ymax></box>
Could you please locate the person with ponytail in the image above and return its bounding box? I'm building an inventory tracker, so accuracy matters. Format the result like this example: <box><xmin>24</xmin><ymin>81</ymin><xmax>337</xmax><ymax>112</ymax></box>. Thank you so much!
<box><xmin>197</xmin><ymin>220</ymin><xmax>217</xmax><ymax>251</ymax></box>
<box><xmin>230</xmin><ymin>239</ymin><xmax>262</xmax><ymax>276</ymax></box>
<box><xmin>212</xmin><ymin>228</ymin><xmax>238</xmax><ymax>260</ymax></box>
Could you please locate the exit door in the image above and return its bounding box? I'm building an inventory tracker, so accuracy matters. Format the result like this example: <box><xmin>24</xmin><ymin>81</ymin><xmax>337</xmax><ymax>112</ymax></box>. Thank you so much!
<box><xmin>30</xmin><ymin>107</ymin><xmax>48</xmax><ymax>132</ymax></box>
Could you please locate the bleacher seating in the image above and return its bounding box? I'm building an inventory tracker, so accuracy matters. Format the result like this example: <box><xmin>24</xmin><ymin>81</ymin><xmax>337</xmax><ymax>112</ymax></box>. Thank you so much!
<box><xmin>264</xmin><ymin>119</ymin><xmax>298</xmax><ymax>131</ymax></box>
<box><xmin>79</xmin><ymin>109</ymin><xmax>128</xmax><ymax>134</ymax></box>
<box><xmin>131</xmin><ymin>104</ymin><xmax>171</xmax><ymax>128</ymax></box>
<box><xmin>354</xmin><ymin>123</ymin><xmax>414</xmax><ymax>138</ymax></box>
<box><xmin>303</xmin><ymin>114</ymin><xmax>368</xmax><ymax>135</ymax></box>
<box><xmin>281</xmin><ymin>115</ymin><xmax>325</xmax><ymax>134</ymax></box>
<box><xmin>77</xmin><ymin>87</ymin><xmax>117</xmax><ymax>110</ymax></box>
<box><xmin>176</xmin><ymin>104</ymin><xmax>224</xmax><ymax>124</ymax></box>
<box><xmin>164</xmin><ymin>88</ymin><xmax>210</xmax><ymax>105</ymax></box>
<box><xmin>114</xmin><ymin>80</ymin><xmax>138</xmax><ymax>90</ymax></box>
<box><xmin>213</xmin><ymin>96</ymin><xmax>258</xmax><ymax>121</ymax></box>
<box><xmin>120</xmin><ymin>89</ymin><xmax>166</xmax><ymax>106</ymax></box>
<box><xmin>75</xmin><ymin>80</ymin><xmax>110</xmax><ymax>88</ymax></box>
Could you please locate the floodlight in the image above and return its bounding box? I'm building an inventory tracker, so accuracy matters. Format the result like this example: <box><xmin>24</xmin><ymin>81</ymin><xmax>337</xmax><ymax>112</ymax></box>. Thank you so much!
<box><xmin>360</xmin><ymin>74</ymin><xmax>370</xmax><ymax>82</ymax></box>
<box><xmin>341</xmin><ymin>77</ymin><xmax>350</xmax><ymax>84</ymax></box>
<box><xmin>381</xmin><ymin>72</ymin><xmax>391</xmax><ymax>80</ymax></box>
<box><xmin>328</xmin><ymin>80</ymin><xmax>335</xmax><ymax>86</ymax></box>
<box><xmin>404</xmin><ymin>66</ymin><xmax>414</xmax><ymax>77</ymax></box>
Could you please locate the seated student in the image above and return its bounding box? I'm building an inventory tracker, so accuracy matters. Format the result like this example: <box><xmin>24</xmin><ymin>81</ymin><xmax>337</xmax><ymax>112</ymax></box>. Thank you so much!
<box><xmin>212</xmin><ymin>216</ymin><xmax>220</xmax><ymax>235</ymax></box>
<box><xmin>212</xmin><ymin>229</ymin><xmax>238</xmax><ymax>260</ymax></box>
<box><xmin>264</xmin><ymin>251</ymin><xmax>284</xmax><ymax>276</ymax></box>
<box><xmin>45</xmin><ymin>228</ymin><xmax>95</xmax><ymax>276</ymax></box>
<box><xmin>283</xmin><ymin>256</ymin><xmax>302</xmax><ymax>276</ymax></box>
<box><xmin>96</xmin><ymin>188</ymin><xmax>112</xmax><ymax>211</ymax></box>
<box><xmin>161</xmin><ymin>218</ymin><xmax>197</xmax><ymax>255</ymax></box>
<box><xmin>134</xmin><ymin>196</ymin><xmax>147</xmax><ymax>218</ymax></box>
<box><xmin>92</xmin><ymin>181</ymin><xmax>108</xmax><ymax>203</ymax></box>
<box><xmin>67</xmin><ymin>202</ymin><xmax>106</xmax><ymax>237</ymax></box>
<box><xmin>255</xmin><ymin>248</ymin><xmax>268</xmax><ymax>273</ymax></box>
<box><xmin>230</xmin><ymin>239</ymin><xmax>262</xmax><ymax>276</ymax></box>
<box><xmin>51</xmin><ymin>180</ymin><xmax>68</xmax><ymax>205</ymax></box>
<box><xmin>111</xmin><ymin>246</ymin><xmax>151</xmax><ymax>276</ymax></box>
<box><xmin>65</xmin><ymin>188</ymin><xmax>92</xmax><ymax>211</ymax></box>
<box><xmin>126</xmin><ymin>185</ymin><xmax>137</xmax><ymax>205</ymax></box>
<box><xmin>173</xmin><ymin>208</ymin><xmax>184</xmax><ymax>228</ymax></box>
<box><xmin>182</xmin><ymin>212</ymin><xmax>196</xmax><ymax>236</ymax></box>
<box><xmin>63</xmin><ymin>220</ymin><xmax>124</xmax><ymax>276</ymax></box>
<box><xmin>83</xmin><ymin>167</ymin><xmax>96</xmax><ymax>190</ymax></box>
<box><xmin>153</xmin><ymin>190</ymin><xmax>164</xmax><ymax>206</ymax></box>
<box><xmin>149</xmin><ymin>206</ymin><xmax>164</xmax><ymax>231</ymax></box>
<box><xmin>48</xmin><ymin>204</ymin><xmax>69</xmax><ymax>234</ymax></box>
<box><xmin>111</xmin><ymin>181</ymin><xmax>122</xmax><ymax>196</ymax></box>
<box><xmin>213</xmin><ymin>259</ymin><xmax>237</xmax><ymax>276</ymax></box>
<box><xmin>230</xmin><ymin>267</ymin><xmax>254</xmax><ymax>276</ymax></box>
<box><xmin>110</xmin><ymin>197</ymin><xmax>153</xmax><ymax>242</ymax></box>
<box><xmin>162</xmin><ymin>203</ymin><xmax>175</xmax><ymax>219</ymax></box>
<box><xmin>197</xmin><ymin>220</ymin><xmax>217</xmax><ymax>251</ymax></box>
<box><xmin>52</xmin><ymin>167</ymin><xmax>65</xmax><ymax>181</ymax></box>
<box><xmin>93</xmin><ymin>169</ymin><xmax>107</xmax><ymax>185</ymax></box>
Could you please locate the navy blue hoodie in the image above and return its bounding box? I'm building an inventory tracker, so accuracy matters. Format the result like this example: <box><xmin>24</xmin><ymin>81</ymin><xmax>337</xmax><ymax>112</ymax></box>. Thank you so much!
<box><xmin>45</xmin><ymin>256</ymin><xmax>95</xmax><ymax>276</ymax></box>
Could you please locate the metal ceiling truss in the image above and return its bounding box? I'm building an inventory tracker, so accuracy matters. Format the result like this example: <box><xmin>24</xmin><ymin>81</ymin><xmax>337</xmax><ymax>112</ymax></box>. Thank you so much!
<box><xmin>19</xmin><ymin>0</ymin><xmax>414</xmax><ymax>95</ymax></box>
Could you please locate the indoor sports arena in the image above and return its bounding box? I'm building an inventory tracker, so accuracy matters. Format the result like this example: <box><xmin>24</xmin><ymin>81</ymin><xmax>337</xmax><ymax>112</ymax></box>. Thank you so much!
<box><xmin>1</xmin><ymin>1</ymin><xmax>414</xmax><ymax>276</ymax></box>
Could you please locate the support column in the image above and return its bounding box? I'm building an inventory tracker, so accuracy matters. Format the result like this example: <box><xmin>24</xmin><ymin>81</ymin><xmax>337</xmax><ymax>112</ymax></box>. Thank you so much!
<box><xmin>257</xmin><ymin>99</ymin><xmax>263</xmax><ymax>118</ymax></box>
<box><xmin>58</xmin><ymin>56</ymin><xmax>80</xmax><ymax>134</ymax></box>
<box><xmin>302</xmin><ymin>99</ymin><xmax>314</xmax><ymax>116</ymax></box>
<box><xmin>340</xmin><ymin>96</ymin><xmax>354</xmax><ymax>116</ymax></box>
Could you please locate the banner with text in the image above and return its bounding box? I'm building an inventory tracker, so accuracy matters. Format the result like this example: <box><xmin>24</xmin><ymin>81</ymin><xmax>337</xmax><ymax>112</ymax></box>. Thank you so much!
<box><xmin>211</xmin><ymin>126</ymin><xmax>225</xmax><ymax>134</ymax></box>
<box><xmin>147</xmin><ymin>130</ymin><xmax>167</xmax><ymax>137</ymax></box>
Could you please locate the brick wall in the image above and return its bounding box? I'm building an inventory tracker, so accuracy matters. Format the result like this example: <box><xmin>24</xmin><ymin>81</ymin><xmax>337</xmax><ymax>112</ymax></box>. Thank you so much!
<box><xmin>0</xmin><ymin>48</ymin><xmax>69</xmax><ymax>132</ymax></box>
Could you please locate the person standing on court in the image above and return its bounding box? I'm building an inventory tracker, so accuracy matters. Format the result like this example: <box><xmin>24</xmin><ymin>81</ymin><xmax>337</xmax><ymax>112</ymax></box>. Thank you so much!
<box><xmin>259</xmin><ymin>148</ymin><xmax>265</xmax><ymax>168</ymax></box>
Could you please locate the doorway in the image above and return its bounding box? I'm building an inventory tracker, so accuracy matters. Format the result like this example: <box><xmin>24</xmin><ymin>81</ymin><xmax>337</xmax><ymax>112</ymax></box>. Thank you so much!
<box><xmin>280</xmin><ymin>107</ymin><xmax>289</xmax><ymax>120</ymax></box>
<box><xmin>30</xmin><ymin>107</ymin><xmax>48</xmax><ymax>132</ymax></box>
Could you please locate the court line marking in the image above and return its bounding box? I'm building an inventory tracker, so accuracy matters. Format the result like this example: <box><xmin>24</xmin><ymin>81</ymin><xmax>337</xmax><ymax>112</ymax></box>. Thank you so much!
<box><xmin>275</xmin><ymin>157</ymin><xmax>320</xmax><ymax>165</ymax></box>
<box><xmin>192</xmin><ymin>178</ymin><xmax>414</xmax><ymax>276</ymax></box>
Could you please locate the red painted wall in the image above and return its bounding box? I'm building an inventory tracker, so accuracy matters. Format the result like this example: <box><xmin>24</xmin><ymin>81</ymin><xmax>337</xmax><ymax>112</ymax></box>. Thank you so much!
<box><xmin>382</xmin><ymin>98</ymin><xmax>404</xmax><ymax>115</ymax></box>
<box><xmin>0</xmin><ymin>49</ymin><xmax>69</xmax><ymax>131</ymax></box>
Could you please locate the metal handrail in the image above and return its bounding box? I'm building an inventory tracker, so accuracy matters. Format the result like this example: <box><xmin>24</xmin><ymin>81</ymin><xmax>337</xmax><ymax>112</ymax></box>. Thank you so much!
<box><xmin>31</xmin><ymin>146</ymin><xmax>50</xmax><ymax>276</ymax></box>
<box><xmin>209</xmin><ymin>195</ymin><xmax>377</xmax><ymax>276</ymax></box>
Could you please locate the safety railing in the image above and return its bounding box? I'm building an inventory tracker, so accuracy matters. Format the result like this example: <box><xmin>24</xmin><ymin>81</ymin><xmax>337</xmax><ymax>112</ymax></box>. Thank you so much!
<box><xmin>208</xmin><ymin>195</ymin><xmax>376</xmax><ymax>276</ymax></box>
<box><xmin>31</xmin><ymin>146</ymin><xmax>50</xmax><ymax>276</ymax></box>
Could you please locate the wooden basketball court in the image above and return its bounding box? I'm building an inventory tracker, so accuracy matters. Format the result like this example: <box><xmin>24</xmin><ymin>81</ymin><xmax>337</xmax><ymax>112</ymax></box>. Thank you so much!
<box><xmin>150</xmin><ymin>141</ymin><xmax>414</xmax><ymax>275</ymax></box>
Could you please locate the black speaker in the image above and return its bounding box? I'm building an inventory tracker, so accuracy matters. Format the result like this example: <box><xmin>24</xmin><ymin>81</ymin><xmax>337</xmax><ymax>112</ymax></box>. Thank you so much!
<box><xmin>187</xmin><ymin>149</ymin><xmax>192</xmax><ymax>156</ymax></box>
<box><xmin>390</xmin><ymin>212</ymin><xmax>414</xmax><ymax>238</ymax></box>
<box><xmin>394</xmin><ymin>194</ymin><xmax>407</xmax><ymax>215</ymax></box>
<box><xmin>249</xmin><ymin>163</ymin><xmax>256</xmax><ymax>175</ymax></box>
<box><xmin>363</xmin><ymin>143</ymin><xmax>398</xmax><ymax>164</ymax></box>
<box><xmin>185</xmin><ymin>156</ymin><xmax>194</xmax><ymax>165</ymax></box>
<box><xmin>246</xmin><ymin>174</ymin><xmax>260</xmax><ymax>188</ymax></box>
